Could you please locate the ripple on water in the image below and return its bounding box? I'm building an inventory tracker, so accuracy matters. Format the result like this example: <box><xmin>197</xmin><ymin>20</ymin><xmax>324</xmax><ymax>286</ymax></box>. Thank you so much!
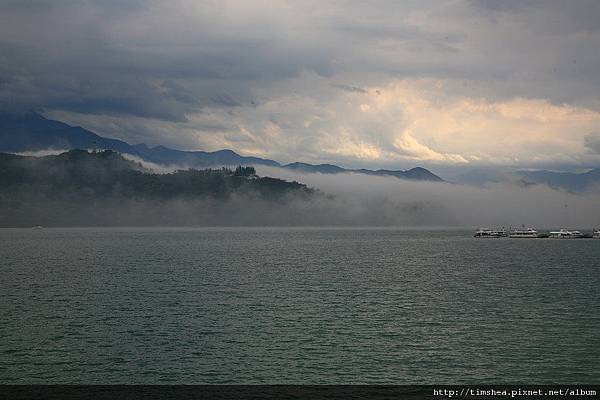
<box><xmin>0</xmin><ymin>227</ymin><xmax>599</xmax><ymax>384</ymax></box>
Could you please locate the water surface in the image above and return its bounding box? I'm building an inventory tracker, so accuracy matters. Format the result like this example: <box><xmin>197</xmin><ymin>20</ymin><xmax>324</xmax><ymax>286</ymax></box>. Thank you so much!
<box><xmin>1</xmin><ymin>228</ymin><xmax>598</xmax><ymax>383</ymax></box>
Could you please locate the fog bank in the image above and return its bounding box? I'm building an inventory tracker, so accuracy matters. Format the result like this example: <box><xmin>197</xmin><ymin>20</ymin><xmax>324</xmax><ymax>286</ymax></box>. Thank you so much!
<box><xmin>4</xmin><ymin>149</ymin><xmax>600</xmax><ymax>228</ymax></box>
<box><xmin>252</xmin><ymin>166</ymin><xmax>600</xmax><ymax>229</ymax></box>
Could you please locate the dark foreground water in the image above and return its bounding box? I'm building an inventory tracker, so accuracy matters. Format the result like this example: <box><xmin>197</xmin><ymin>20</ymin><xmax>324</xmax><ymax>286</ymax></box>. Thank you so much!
<box><xmin>1</xmin><ymin>228</ymin><xmax>599</xmax><ymax>384</ymax></box>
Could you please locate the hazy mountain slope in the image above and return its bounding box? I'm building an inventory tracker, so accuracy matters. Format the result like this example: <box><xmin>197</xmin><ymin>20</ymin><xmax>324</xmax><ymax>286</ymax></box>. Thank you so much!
<box><xmin>447</xmin><ymin>166</ymin><xmax>600</xmax><ymax>193</ymax></box>
<box><xmin>0</xmin><ymin>112</ymin><xmax>281</xmax><ymax>168</ymax></box>
<box><xmin>515</xmin><ymin>169</ymin><xmax>600</xmax><ymax>192</ymax></box>
<box><xmin>0</xmin><ymin>150</ymin><xmax>310</xmax><ymax>198</ymax></box>
<box><xmin>0</xmin><ymin>112</ymin><xmax>443</xmax><ymax>181</ymax></box>
<box><xmin>0</xmin><ymin>150</ymin><xmax>315</xmax><ymax>227</ymax></box>
<box><xmin>0</xmin><ymin>112</ymin><xmax>135</xmax><ymax>154</ymax></box>
<box><xmin>283</xmin><ymin>162</ymin><xmax>347</xmax><ymax>174</ymax></box>
<box><xmin>133</xmin><ymin>144</ymin><xmax>280</xmax><ymax>167</ymax></box>
<box><xmin>283</xmin><ymin>163</ymin><xmax>444</xmax><ymax>182</ymax></box>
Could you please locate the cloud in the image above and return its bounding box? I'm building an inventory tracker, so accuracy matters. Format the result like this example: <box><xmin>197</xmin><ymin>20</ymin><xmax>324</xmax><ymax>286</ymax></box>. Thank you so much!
<box><xmin>584</xmin><ymin>133</ymin><xmax>600</xmax><ymax>154</ymax></box>
<box><xmin>1</xmin><ymin>1</ymin><xmax>600</xmax><ymax>169</ymax></box>
<box><xmin>46</xmin><ymin>75</ymin><xmax>600</xmax><ymax>171</ymax></box>
<box><xmin>14</xmin><ymin>149</ymin><xmax>70</xmax><ymax>157</ymax></box>
<box><xmin>252</xmin><ymin>166</ymin><xmax>600</xmax><ymax>227</ymax></box>
<box><xmin>332</xmin><ymin>84</ymin><xmax>367</xmax><ymax>93</ymax></box>
<box><xmin>120</xmin><ymin>153</ymin><xmax>182</xmax><ymax>174</ymax></box>
<box><xmin>10</xmin><ymin>152</ymin><xmax>598</xmax><ymax>227</ymax></box>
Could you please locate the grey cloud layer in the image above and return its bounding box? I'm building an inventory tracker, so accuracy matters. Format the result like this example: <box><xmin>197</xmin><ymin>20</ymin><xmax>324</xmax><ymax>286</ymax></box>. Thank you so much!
<box><xmin>1</xmin><ymin>0</ymin><xmax>600</xmax><ymax>168</ymax></box>
<box><xmin>584</xmin><ymin>133</ymin><xmax>600</xmax><ymax>154</ymax></box>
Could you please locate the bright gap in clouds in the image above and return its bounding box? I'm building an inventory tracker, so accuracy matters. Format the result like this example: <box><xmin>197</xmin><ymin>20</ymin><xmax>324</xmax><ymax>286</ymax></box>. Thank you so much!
<box><xmin>48</xmin><ymin>76</ymin><xmax>600</xmax><ymax>171</ymax></box>
<box><xmin>203</xmin><ymin>76</ymin><xmax>600</xmax><ymax>168</ymax></box>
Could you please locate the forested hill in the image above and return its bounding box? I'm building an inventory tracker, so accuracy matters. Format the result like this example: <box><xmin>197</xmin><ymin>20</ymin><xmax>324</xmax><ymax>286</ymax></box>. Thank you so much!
<box><xmin>0</xmin><ymin>150</ymin><xmax>316</xmax><ymax>226</ymax></box>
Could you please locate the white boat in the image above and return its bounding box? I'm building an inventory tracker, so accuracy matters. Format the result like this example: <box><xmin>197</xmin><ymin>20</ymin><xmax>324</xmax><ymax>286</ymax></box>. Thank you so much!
<box><xmin>474</xmin><ymin>228</ymin><xmax>507</xmax><ymax>238</ymax></box>
<box><xmin>549</xmin><ymin>229</ymin><xmax>584</xmax><ymax>239</ymax></box>
<box><xmin>508</xmin><ymin>227</ymin><xmax>539</xmax><ymax>238</ymax></box>
<box><xmin>594</xmin><ymin>229</ymin><xmax>600</xmax><ymax>239</ymax></box>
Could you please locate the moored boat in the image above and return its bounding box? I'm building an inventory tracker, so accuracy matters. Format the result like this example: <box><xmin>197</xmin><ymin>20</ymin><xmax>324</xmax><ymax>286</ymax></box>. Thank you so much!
<box><xmin>473</xmin><ymin>227</ymin><xmax>595</xmax><ymax>239</ymax></box>
<box><xmin>549</xmin><ymin>229</ymin><xmax>585</xmax><ymax>239</ymax></box>
<box><xmin>508</xmin><ymin>227</ymin><xmax>539</xmax><ymax>238</ymax></box>
<box><xmin>474</xmin><ymin>228</ymin><xmax>507</xmax><ymax>238</ymax></box>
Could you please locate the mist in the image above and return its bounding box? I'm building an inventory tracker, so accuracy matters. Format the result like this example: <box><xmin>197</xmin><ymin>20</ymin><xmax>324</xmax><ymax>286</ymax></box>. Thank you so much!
<box><xmin>249</xmin><ymin>166</ymin><xmax>600</xmax><ymax>229</ymax></box>
<box><xmin>121</xmin><ymin>153</ymin><xmax>183</xmax><ymax>174</ymax></box>
<box><xmin>15</xmin><ymin>149</ymin><xmax>70</xmax><ymax>157</ymax></box>
<box><xmin>3</xmin><ymin>149</ymin><xmax>600</xmax><ymax>228</ymax></box>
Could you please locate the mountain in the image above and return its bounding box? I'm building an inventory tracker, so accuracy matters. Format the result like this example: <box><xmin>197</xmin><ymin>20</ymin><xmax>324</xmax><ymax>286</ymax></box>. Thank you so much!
<box><xmin>0</xmin><ymin>111</ymin><xmax>135</xmax><ymax>154</ymax></box>
<box><xmin>132</xmin><ymin>144</ymin><xmax>279</xmax><ymax>167</ymax></box>
<box><xmin>451</xmin><ymin>167</ymin><xmax>512</xmax><ymax>186</ymax></box>
<box><xmin>0</xmin><ymin>150</ymin><xmax>314</xmax><ymax>227</ymax></box>
<box><xmin>450</xmin><ymin>166</ymin><xmax>600</xmax><ymax>193</ymax></box>
<box><xmin>357</xmin><ymin>167</ymin><xmax>444</xmax><ymax>182</ymax></box>
<box><xmin>515</xmin><ymin>169</ymin><xmax>600</xmax><ymax>192</ymax></box>
<box><xmin>0</xmin><ymin>112</ymin><xmax>280</xmax><ymax>168</ymax></box>
<box><xmin>0</xmin><ymin>111</ymin><xmax>443</xmax><ymax>181</ymax></box>
<box><xmin>0</xmin><ymin>149</ymin><xmax>311</xmax><ymax>199</ymax></box>
<box><xmin>282</xmin><ymin>163</ymin><xmax>443</xmax><ymax>182</ymax></box>
<box><xmin>283</xmin><ymin>162</ymin><xmax>347</xmax><ymax>174</ymax></box>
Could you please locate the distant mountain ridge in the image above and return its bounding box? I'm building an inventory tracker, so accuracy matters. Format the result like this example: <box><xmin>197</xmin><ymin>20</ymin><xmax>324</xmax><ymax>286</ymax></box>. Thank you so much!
<box><xmin>452</xmin><ymin>166</ymin><xmax>600</xmax><ymax>193</ymax></box>
<box><xmin>131</xmin><ymin>143</ymin><xmax>280</xmax><ymax>168</ymax></box>
<box><xmin>283</xmin><ymin>162</ymin><xmax>443</xmax><ymax>181</ymax></box>
<box><xmin>0</xmin><ymin>112</ymin><xmax>279</xmax><ymax>168</ymax></box>
<box><xmin>0</xmin><ymin>112</ymin><xmax>444</xmax><ymax>182</ymax></box>
<box><xmin>514</xmin><ymin>169</ymin><xmax>600</xmax><ymax>192</ymax></box>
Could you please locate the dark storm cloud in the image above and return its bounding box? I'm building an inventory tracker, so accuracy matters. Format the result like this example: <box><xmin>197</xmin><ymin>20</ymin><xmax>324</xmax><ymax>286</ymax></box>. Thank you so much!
<box><xmin>1</xmin><ymin>0</ymin><xmax>599</xmax><ymax>117</ymax></box>
<box><xmin>0</xmin><ymin>0</ymin><xmax>333</xmax><ymax>120</ymax></box>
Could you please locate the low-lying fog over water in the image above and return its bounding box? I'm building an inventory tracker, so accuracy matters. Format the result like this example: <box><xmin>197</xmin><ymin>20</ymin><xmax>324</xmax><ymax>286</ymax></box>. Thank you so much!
<box><xmin>255</xmin><ymin>166</ymin><xmax>600</xmax><ymax>228</ymax></box>
<box><xmin>117</xmin><ymin>160</ymin><xmax>600</xmax><ymax>228</ymax></box>
<box><xmin>4</xmin><ymin>151</ymin><xmax>599</xmax><ymax>228</ymax></box>
<box><xmin>1</xmin><ymin>227</ymin><xmax>598</xmax><ymax>384</ymax></box>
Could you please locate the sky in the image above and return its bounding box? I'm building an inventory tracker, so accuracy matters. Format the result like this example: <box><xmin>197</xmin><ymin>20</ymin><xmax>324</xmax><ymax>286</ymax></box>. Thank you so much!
<box><xmin>1</xmin><ymin>0</ymin><xmax>600</xmax><ymax>171</ymax></box>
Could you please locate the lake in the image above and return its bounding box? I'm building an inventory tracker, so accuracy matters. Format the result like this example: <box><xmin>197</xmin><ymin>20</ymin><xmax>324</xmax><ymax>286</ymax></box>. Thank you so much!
<box><xmin>1</xmin><ymin>227</ymin><xmax>599</xmax><ymax>383</ymax></box>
